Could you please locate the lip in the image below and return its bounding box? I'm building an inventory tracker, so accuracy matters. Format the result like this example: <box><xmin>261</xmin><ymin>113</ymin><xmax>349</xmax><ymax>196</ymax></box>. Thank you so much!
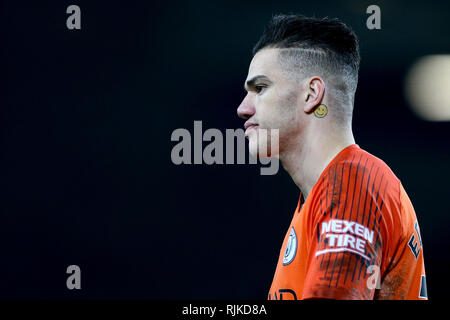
<box><xmin>244</xmin><ymin>121</ymin><xmax>258</xmax><ymax>130</ymax></box>
<box><xmin>244</xmin><ymin>122</ymin><xmax>258</xmax><ymax>135</ymax></box>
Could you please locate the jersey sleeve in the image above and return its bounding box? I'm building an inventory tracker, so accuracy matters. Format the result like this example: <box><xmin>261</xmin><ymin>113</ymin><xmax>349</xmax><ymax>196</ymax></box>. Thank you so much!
<box><xmin>374</xmin><ymin>182</ymin><xmax>427</xmax><ymax>300</ymax></box>
<box><xmin>301</xmin><ymin>162</ymin><xmax>387</xmax><ymax>300</ymax></box>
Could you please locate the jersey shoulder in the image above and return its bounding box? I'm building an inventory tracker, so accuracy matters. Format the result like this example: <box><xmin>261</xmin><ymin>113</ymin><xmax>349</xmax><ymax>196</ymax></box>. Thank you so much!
<box><xmin>310</xmin><ymin>145</ymin><xmax>403</xmax><ymax>227</ymax></box>
<box><xmin>321</xmin><ymin>145</ymin><xmax>401</xmax><ymax>199</ymax></box>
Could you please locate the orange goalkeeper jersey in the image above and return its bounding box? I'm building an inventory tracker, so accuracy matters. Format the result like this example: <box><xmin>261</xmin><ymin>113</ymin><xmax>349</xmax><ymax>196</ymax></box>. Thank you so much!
<box><xmin>268</xmin><ymin>144</ymin><xmax>427</xmax><ymax>300</ymax></box>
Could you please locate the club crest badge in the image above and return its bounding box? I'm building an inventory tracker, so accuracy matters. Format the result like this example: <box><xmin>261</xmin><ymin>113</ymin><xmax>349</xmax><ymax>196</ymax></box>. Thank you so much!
<box><xmin>283</xmin><ymin>227</ymin><xmax>297</xmax><ymax>265</ymax></box>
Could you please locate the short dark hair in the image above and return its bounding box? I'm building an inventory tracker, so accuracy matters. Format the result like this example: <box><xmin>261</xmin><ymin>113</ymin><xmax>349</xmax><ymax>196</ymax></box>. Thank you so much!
<box><xmin>253</xmin><ymin>14</ymin><xmax>360</xmax><ymax>110</ymax></box>
<box><xmin>253</xmin><ymin>14</ymin><xmax>360</xmax><ymax>74</ymax></box>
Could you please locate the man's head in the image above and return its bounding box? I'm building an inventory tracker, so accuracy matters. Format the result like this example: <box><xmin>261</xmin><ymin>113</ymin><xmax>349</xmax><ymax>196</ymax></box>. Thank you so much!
<box><xmin>237</xmin><ymin>14</ymin><xmax>360</xmax><ymax>158</ymax></box>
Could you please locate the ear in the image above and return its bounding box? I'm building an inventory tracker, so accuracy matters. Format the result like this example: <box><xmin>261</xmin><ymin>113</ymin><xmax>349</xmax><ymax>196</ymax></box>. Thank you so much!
<box><xmin>303</xmin><ymin>77</ymin><xmax>325</xmax><ymax>114</ymax></box>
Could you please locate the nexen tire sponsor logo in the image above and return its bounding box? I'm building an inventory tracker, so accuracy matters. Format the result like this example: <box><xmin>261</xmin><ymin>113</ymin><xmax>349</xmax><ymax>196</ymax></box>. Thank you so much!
<box><xmin>316</xmin><ymin>219</ymin><xmax>374</xmax><ymax>260</ymax></box>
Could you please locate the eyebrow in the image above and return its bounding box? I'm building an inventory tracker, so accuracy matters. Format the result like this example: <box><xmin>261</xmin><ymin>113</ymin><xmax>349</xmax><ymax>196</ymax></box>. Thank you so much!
<box><xmin>244</xmin><ymin>75</ymin><xmax>271</xmax><ymax>91</ymax></box>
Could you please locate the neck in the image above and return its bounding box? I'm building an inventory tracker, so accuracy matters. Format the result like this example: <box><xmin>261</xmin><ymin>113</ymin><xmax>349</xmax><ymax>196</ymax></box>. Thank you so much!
<box><xmin>279</xmin><ymin>124</ymin><xmax>355</xmax><ymax>200</ymax></box>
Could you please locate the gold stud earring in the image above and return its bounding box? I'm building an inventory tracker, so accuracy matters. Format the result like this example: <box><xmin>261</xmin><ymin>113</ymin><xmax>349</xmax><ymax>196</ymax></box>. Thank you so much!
<box><xmin>314</xmin><ymin>104</ymin><xmax>328</xmax><ymax>118</ymax></box>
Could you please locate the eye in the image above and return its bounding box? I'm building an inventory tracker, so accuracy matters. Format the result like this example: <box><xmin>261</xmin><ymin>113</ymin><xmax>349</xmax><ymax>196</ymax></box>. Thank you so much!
<box><xmin>255</xmin><ymin>84</ymin><xmax>267</xmax><ymax>94</ymax></box>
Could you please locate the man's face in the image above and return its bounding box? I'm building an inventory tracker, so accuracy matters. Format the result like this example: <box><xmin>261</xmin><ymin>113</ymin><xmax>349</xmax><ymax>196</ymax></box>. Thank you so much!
<box><xmin>237</xmin><ymin>48</ymin><xmax>305</xmax><ymax>158</ymax></box>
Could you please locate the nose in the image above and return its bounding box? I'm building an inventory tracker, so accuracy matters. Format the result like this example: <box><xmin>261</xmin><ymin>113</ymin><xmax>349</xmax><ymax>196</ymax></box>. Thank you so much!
<box><xmin>237</xmin><ymin>93</ymin><xmax>255</xmax><ymax>120</ymax></box>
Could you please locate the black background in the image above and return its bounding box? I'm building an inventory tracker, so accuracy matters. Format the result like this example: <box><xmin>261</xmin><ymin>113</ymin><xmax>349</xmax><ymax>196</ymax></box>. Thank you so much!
<box><xmin>2</xmin><ymin>0</ymin><xmax>450</xmax><ymax>299</ymax></box>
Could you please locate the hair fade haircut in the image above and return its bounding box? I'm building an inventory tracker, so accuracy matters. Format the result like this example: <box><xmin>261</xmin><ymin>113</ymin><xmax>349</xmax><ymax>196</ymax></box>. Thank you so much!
<box><xmin>253</xmin><ymin>14</ymin><xmax>361</xmax><ymax>115</ymax></box>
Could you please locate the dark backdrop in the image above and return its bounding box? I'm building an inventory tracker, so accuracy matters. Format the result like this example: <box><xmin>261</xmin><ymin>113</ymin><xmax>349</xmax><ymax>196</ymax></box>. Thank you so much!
<box><xmin>2</xmin><ymin>0</ymin><xmax>449</xmax><ymax>299</ymax></box>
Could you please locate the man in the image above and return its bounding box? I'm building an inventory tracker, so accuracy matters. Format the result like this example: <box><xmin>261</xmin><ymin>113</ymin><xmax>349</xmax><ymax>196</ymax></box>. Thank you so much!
<box><xmin>237</xmin><ymin>14</ymin><xmax>427</xmax><ymax>300</ymax></box>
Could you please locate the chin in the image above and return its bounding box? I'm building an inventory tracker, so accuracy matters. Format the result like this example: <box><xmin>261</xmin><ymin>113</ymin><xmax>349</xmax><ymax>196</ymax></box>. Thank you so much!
<box><xmin>248</xmin><ymin>132</ymin><xmax>280</xmax><ymax>159</ymax></box>
<box><xmin>248</xmin><ymin>135</ymin><xmax>259</xmax><ymax>158</ymax></box>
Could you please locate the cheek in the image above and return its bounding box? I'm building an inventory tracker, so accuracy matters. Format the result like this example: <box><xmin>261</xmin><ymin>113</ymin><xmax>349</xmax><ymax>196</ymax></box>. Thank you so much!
<box><xmin>256</xmin><ymin>93</ymin><xmax>283</xmax><ymax>124</ymax></box>
<box><xmin>271</xmin><ymin>92</ymin><xmax>298</xmax><ymax>128</ymax></box>
<box><xmin>256</xmin><ymin>87</ymin><xmax>298</xmax><ymax>128</ymax></box>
